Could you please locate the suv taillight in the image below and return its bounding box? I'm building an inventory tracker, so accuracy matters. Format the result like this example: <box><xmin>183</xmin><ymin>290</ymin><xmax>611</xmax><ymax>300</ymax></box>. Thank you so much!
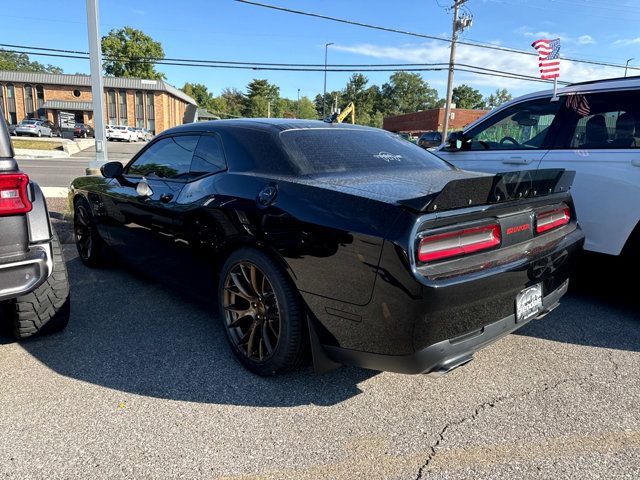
<box><xmin>418</xmin><ymin>224</ymin><xmax>501</xmax><ymax>262</ymax></box>
<box><xmin>0</xmin><ymin>173</ymin><xmax>32</xmax><ymax>215</ymax></box>
<box><xmin>535</xmin><ymin>207</ymin><xmax>570</xmax><ymax>234</ymax></box>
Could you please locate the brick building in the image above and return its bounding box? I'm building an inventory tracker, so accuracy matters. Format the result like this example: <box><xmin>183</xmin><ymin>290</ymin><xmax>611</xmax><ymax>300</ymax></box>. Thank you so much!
<box><xmin>0</xmin><ymin>71</ymin><xmax>197</xmax><ymax>134</ymax></box>
<box><xmin>383</xmin><ymin>107</ymin><xmax>490</xmax><ymax>135</ymax></box>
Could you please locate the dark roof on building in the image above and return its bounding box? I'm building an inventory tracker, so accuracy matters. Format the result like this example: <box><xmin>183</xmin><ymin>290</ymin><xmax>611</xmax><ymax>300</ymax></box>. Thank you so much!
<box><xmin>41</xmin><ymin>100</ymin><xmax>93</xmax><ymax>111</ymax></box>
<box><xmin>0</xmin><ymin>70</ymin><xmax>196</xmax><ymax>105</ymax></box>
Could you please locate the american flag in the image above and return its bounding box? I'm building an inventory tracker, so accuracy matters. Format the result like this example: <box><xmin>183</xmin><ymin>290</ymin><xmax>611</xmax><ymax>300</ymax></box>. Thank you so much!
<box><xmin>531</xmin><ymin>38</ymin><xmax>561</xmax><ymax>79</ymax></box>
<box><xmin>566</xmin><ymin>94</ymin><xmax>590</xmax><ymax>117</ymax></box>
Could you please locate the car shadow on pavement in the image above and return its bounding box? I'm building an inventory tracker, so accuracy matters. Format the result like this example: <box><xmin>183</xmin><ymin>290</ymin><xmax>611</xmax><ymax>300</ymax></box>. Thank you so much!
<box><xmin>515</xmin><ymin>252</ymin><xmax>640</xmax><ymax>351</ymax></box>
<box><xmin>3</xmin><ymin>249</ymin><xmax>376</xmax><ymax>407</ymax></box>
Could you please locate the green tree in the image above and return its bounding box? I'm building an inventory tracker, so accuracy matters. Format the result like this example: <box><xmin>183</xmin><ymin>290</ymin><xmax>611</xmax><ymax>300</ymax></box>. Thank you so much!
<box><xmin>181</xmin><ymin>83</ymin><xmax>214</xmax><ymax>108</ymax></box>
<box><xmin>0</xmin><ymin>49</ymin><xmax>62</xmax><ymax>74</ymax></box>
<box><xmin>381</xmin><ymin>72</ymin><xmax>439</xmax><ymax>115</ymax></box>
<box><xmin>244</xmin><ymin>79</ymin><xmax>280</xmax><ymax>117</ymax></box>
<box><xmin>452</xmin><ymin>84</ymin><xmax>485</xmax><ymax>109</ymax></box>
<box><xmin>314</xmin><ymin>91</ymin><xmax>343</xmax><ymax>119</ymax></box>
<box><xmin>484</xmin><ymin>88</ymin><xmax>513</xmax><ymax>109</ymax></box>
<box><xmin>101</xmin><ymin>26</ymin><xmax>165</xmax><ymax>79</ymax></box>
<box><xmin>297</xmin><ymin>96</ymin><xmax>318</xmax><ymax>119</ymax></box>
<box><xmin>218</xmin><ymin>88</ymin><xmax>245</xmax><ymax>117</ymax></box>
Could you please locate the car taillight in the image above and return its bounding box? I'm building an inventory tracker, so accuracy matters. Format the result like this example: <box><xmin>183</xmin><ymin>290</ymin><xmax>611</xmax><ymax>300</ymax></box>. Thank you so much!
<box><xmin>418</xmin><ymin>224</ymin><xmax>501</xmax><ymax>262</ymax></box>
<box><xmin>0</xmin><ymin>173</ymin><xmax>32</xmax><ymax>215</ymax></box>
<box><xmin>536</xmin><ymin>207</ymin><xmax>570</xmax><ymax>234</ymax></box>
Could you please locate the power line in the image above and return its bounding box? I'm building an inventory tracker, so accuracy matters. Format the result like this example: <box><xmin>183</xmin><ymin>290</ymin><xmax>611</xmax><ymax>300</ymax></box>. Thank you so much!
<box><xmin>0</xmin><ymin>47</ymin><xmax>569</xmax><ymax>87</ymax></box>
<box><xmin>233</xmin><ymin>0</ymin><xmax>640</xmax><ymax>72</ymax></box>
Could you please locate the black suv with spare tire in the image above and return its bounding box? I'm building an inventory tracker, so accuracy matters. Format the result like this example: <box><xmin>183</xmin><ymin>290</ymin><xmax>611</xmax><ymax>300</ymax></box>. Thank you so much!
<box><xmin>0</xmin><ymin>111</ymin><xmax>70</xmax><ymax>338</ymax></box>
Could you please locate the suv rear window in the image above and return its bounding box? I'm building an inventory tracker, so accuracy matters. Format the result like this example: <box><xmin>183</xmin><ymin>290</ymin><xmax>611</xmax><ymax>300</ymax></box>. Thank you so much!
<box><xmin>280</xmin><ymin>129</ymin><xmax>451</xmax><ymax>175</ymax></box>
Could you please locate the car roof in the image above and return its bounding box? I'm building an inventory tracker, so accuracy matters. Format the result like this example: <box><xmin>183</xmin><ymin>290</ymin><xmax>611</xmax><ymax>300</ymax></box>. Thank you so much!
<box><xmin>159</xmin><ymin>118</ymin><xmax>377</xmax><ymax>137</ymax></box>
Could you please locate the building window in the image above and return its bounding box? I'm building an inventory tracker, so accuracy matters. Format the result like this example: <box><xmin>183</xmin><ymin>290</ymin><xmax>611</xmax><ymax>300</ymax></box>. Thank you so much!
<box><xmin>118</xmin><ymin>90</ymin><xmax>127</xmax><ymax>125</ymax></box>
<box><xmin>146</xmin><ymin>92</ymin><xmax>155</xmax><ymax>133</ymax></box>
<box><xmin>35</xmin><ymin>85</ymin><xmax>45</xmax><ymax>118</ymax></box>
<box><xmin>135</xmin><ymin>91</ymin><xmax>144</xmax><ymax>128</ymax></box>
<box><xmin>107</xmin><ymin>89</ymin><xmax>117</xmax><ymax>125</ymax></box>
<box><xmin>6</xmin><ymin>84</ymin><xmax>17</xmax><ymax>124</ymax></box>
<box><xmin>24</xmin><ymin>84</ymin><xmax>35</xmax><ymax>118</ymax></box>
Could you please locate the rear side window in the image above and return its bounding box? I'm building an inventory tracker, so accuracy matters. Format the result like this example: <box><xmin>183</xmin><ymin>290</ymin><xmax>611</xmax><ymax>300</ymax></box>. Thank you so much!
<box><xmin>280</xmin><ymin>129</ymin><xmax>450</xmax><ymax>175</ymax></box>
<box><xmin>127</xmin><ymin>135</ymin><xmax>199</xmax><ymax>180</ymax></box>
<box><xmin>555</xmin><ymin>90</ymin><xmax>640</xmax><ymax>149</ymax></box>
<box><xmin>191</xmin><ymin>134</ymin><xmax>227</xmax><ymax>177</ymax></box>
<box><xmin>466</xmin><ymin>98</ymin><xmax>561</xmax><ymax>151</ymax></box>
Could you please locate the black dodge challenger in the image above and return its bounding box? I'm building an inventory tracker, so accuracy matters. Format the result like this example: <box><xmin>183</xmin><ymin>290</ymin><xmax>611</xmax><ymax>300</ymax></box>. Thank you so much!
<box><xmin>69</xmin><ymin>119</ymin><xmax>583</xmax><ymax>376</ymax></box>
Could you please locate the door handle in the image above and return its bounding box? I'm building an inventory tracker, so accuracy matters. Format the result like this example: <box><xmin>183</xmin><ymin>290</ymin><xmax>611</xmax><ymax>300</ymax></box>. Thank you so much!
<box><xmin>160</xmin><ymin>193</ymin><xmax>174</xmax><ymax>203</ymax></box>
<box><xmin>632</xmin><ymin>160</ymin><xmax>640</xmax><ymax>167</ymax></box>
<box><xmin>502</xmin><ymin>157</ymin><xmax>533</xmax><ymax>165</ymax></box>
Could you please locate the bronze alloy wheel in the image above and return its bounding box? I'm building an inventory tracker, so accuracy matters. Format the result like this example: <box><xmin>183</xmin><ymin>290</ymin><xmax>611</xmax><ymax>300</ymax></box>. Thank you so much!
<box><xmin>223</xmin><ymin>261</ymin><xmax>282</xmax><ymax>363</ymax></box>
<box><xmin>74</xmin><ymin>204</ymin><xmax>93</xmax><ymax>261</ymax></box>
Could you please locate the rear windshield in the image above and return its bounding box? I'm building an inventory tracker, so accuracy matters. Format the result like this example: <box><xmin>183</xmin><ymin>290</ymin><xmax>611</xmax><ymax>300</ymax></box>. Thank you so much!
<box><xmin>21</xmin><ymin>120</ymin><xmax>37</xmax><ymax>125</ymax></box>
<box><xmin>280</xmin><ymin>128</ymin><xmax>450</xmax><ymax>175</ymax></box>
<box><xmin>421</xmin><ymin>132</ymin><xmax>441</xmax><ymax>141</ymax></box>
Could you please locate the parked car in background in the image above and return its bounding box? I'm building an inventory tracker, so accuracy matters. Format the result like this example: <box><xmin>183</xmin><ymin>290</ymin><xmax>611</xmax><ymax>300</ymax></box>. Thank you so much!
<box><xmin>437</xmin><ymin>76</ymin><xmax>640</xmax><ymax>258</ymax></box>
<box><xmin>108</xmin><ymin>125</ymin><xmax>137</xmax><ymax>142</ymax></box>
<box><xmin>133</xmin><ymin>127</ymin><xmax>151</xmax><ymax>141</ymax></box>
<box><xmin>15</xmin><ymin>119</ymin><xmax>53</xmax><ymax>137</ymax></box>
<box><xmin>0</xmin><ymin>114</ymin><xmax>70</xmax><ymax>338</ymax></box>
<box><xmin>69</xmin><ymin>119</ymin><xmax>583</xmax><ymax>377</ymax></box>
<box><xmin>8</xmin><ymin>124</ymin><xmax>17</xmax><ymax>136</ymax></box>
<box><xmin>418</xmin><ymin>131</ymin><xmax>443</xmax><ymax>150</ymax></box>
<box><xmin>398</xmin><ymin>132</ymin><xmax>417</xmax><ymax>144</ymax></box>
<box><xmin>73</xmin><ymin>123</ymin><xmax>94</xmax><ymax>138</ymax></box>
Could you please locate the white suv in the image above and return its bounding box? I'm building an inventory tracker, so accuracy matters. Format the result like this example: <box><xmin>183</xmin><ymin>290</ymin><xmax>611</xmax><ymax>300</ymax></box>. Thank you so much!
<box><xmin>437</xmin><ymin>77</ymin><xmax>640</xmax><ymax>257</ymax></box>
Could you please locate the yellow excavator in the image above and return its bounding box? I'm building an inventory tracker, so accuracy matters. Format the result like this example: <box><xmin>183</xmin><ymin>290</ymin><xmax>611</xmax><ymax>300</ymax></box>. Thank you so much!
<box><xmin>330</xmin><ymin>102</ymin><xmax>355</xmax><ymax>124</ymax></box>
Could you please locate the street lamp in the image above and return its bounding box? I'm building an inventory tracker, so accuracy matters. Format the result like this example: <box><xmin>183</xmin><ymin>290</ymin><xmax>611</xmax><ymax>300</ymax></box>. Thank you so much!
<box><xmin>297</xmin><ymin>88</ymin><xmax>300</xmax><ymax>118</ymax></box>
<box><xmin>323</xmin><ymin>42</ymin><xmax>333</xmax><ymax>120</ymax></box>
<box><xmin>625</xmin><ymin>58</ymin><xmax>635</xmax><ymax>77</ymax></box>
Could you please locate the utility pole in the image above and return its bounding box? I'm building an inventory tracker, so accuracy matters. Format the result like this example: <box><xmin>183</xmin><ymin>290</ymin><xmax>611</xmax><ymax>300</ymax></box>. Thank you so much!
<box><xmin>267</xmin><ymin>100</ymin><xmax>271</xmax><ymax>118</ymax></box>
<box><xmin>297</xmin><ymin>88</ymin><xmax>300</xmax><ymax>118</ymax></box>
<box><xmin>323</xmin><ymin>42</ymin><xmax>333</xmax><ymax>120</ymax></box>
<box><xmin>85</xmin><ymin>0</ymin><xmax>108</xmax><ymax>174</ymax></box>
<box><xmin>442</xmin><ymin>0</ymin><xmax>471</xmax><ymax>144</ymax></box>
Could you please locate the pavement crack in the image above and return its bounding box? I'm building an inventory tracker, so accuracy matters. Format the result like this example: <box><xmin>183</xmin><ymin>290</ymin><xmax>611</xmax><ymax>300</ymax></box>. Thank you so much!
<box><xmin>606</xmin><ymin>349</ymin><xmax>621</xmax><ymax>379</ymax></box>
<box><xmin>414</xmin><ymin>375</ymin><xmax>591</xmax><ymax>478</ymax></box>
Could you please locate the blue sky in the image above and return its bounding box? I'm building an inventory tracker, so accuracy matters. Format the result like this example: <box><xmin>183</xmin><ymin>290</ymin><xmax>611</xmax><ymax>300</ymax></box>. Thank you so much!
<box><xmin>2</xmin><ymin>0</ymin><xmax>639</xmax><ymax>101</ymax></box>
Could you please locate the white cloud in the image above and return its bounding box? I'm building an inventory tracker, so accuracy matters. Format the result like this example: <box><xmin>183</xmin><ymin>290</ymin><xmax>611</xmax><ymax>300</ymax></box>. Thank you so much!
<box><xmin>613</xmin><ymin>37</ymin><xmax>640</xmax><ymax>46</ymax></box>
<box><xmin>332</xmin><ymin>42</ymin><xmax>622</xmax><ymax>94</ymax></box>
<box><xmin>577</xmin><ymin>35</ymin><xmax>596</xmax><ymax>45</ymax></box>
<box><xmin>517</xmin><ymin>26</ymin><xmax>596</xmax><ymax>45</ymax></box>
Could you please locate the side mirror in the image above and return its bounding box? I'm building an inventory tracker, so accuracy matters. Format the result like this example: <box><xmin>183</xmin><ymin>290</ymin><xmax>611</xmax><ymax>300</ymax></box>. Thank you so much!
<box><xmin>100</xmin><ymin>161</ymin><xmax>123</xmax><ymax>178</ymax></box>
<box><xmin>447</xmin><ymin>131</ymin><xmax>465</xmax><ymax>151</ymax></box>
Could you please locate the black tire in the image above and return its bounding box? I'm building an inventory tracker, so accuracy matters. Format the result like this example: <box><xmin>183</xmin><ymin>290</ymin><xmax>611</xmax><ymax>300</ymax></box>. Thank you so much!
<box><xmin>73</xmin><ymin>198</ymin><xmax>106</xmax><ymax>267</ymax></box>
<box><xmin>37</xmin><ymin>130</ymin><xmax>42</xmax><ymax>137</ymax></box>
<box><xmin>3</xmin><ymin>228</ymin><xmax>70</xmax><ymax>339</ymax></box>
<box><xmin>218</xmin><ymin>248</ymin><xmax>306</xmax><ymax>376</ymax></box>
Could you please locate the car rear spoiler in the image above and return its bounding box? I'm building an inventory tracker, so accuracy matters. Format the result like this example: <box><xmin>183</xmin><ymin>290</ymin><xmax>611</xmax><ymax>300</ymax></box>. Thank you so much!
<box><xmin>398</xmin><ymin>169</ymin><xmax>575</xmax><ymax>213</ymax></box>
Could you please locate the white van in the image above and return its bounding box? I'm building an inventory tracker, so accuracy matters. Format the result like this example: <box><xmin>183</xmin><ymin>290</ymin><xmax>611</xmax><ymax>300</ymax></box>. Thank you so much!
<box><xmin>436</xmin><ymin>77</ymin><xmax>640</xmax><ymax>257</ymax></box>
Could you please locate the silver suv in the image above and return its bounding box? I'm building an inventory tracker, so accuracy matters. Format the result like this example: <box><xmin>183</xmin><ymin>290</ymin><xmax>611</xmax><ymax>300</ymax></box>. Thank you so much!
<box><xmin>437</xmin><ymin>77</ymin><xmax>640</xmax><ymax>257</ymax></box>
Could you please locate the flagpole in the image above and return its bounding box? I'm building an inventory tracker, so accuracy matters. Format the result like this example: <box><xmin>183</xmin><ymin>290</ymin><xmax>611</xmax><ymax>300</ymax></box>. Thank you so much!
<box><xmin>552</xmin><ymin>77</ymin><xmax>559</xmax><ymax>101</ymax></box>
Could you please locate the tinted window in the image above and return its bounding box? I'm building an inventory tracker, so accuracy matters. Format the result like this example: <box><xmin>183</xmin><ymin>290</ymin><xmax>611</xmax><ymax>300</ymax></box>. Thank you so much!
<box><xmin>191</xmin><ymin>134</ymin><xmax>226</xmax><ymax>177</ymax></box>
<box><xmin>128</xmin><ymin>135</ymin><xmax>198</xmax><ymax>180</ymax></box>
<box><xmin>554</xmin><ymin>90</ymin><xmax>640</xmax><ymax>149</ymax></box>
<box><xmin>421</xmin><ymin>132</ymin><xmax>441</xmax><ymax>141</ymax></box>
<box><xmin>466</xmin><ymin>98</ymin><xmax>561</xmax><ymax>150</ymax></box>
<box><xmin>280</xmin><ymin>129</ymin><xmax>450</xmax><ymax>174</ymax></box>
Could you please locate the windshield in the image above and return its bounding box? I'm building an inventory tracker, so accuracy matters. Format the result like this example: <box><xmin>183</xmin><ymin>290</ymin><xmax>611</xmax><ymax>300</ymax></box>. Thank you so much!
<box><xmin>280</xmin><ymin>128</ymin><xmax>451</xmax><ymax>175</ymax></box>
<box><xmin>21</xmin><ymin>120</ymin><xmax>37</xmax><ymax>125</ymax></box>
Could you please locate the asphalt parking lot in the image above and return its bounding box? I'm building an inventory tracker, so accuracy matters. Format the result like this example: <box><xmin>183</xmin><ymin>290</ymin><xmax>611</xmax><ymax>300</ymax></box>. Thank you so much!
<box><xmin>0</xmin><ymin>227</ymin><xmax>639</xmax><ymax>479</ymax></box>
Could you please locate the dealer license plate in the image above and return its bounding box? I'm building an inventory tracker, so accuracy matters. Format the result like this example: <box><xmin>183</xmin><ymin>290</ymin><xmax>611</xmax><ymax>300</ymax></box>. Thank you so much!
<box><xmin>515</xmin><ymin>284</ymin><xmax>543</xmax><ymax>323</ymax></box>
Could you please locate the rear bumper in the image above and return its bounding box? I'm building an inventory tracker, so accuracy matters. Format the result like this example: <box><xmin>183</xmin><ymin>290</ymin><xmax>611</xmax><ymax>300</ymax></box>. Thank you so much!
<box><xmin>0</xmin><ymin>243</ymin><xmax>52</xmax><ymax>302</ymax></box>
<box><xmin>324</xmin><ymin>279</ymin><xmax>569</xmax><ymax>375</ymax></box>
